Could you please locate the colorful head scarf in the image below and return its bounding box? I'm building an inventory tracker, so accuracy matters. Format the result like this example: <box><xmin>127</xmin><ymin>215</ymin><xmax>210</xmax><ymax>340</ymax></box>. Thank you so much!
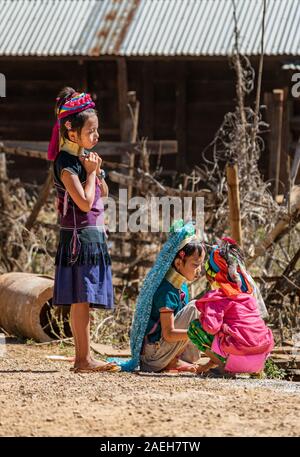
<box><xmin>205</xmin><ymin>237</ymin><xmax>269</xmax><ymax>318</ymax></box>
<box><xmin>48</xmin><ymin>92</ymin><xmax>95</xmax><ymax>161</ymax></box>
<box><xmin>205</xmin><ymin>238</ymin><xmax>253</xmax><ymax>296</ymax></box>
<box><xmin>107</xmin><ymin>219</ymin><xmax>198</xmax><ymax>371</ymax></box>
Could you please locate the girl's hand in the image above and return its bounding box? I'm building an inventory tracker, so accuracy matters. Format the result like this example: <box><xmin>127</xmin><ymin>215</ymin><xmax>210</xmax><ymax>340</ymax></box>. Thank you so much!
<box><xmin>80</xmin><ymin>152</ymin><xmax>98</xmax><ymax>174</ymax></box>
<box><xmin>96</xmin><ymin>155</ymin><xmax>103</xmax><ymax>176</ymax></box>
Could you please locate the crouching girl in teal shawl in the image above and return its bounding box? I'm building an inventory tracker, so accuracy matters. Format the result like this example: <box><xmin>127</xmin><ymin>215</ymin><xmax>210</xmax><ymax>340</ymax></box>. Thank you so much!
<box><xmin>109</xmin><ymin>221</ymin><xmax>205</xmax><ymax>373</ymax></box>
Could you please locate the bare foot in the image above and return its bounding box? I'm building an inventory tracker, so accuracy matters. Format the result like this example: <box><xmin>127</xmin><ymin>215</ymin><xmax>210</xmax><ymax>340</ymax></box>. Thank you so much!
<box><xmin>196</xmin><ymin>359</ymin><xmax>227</xmax><ymax>376</ymax></box>
<box><xmin>164</xmin><ymin>358</ymin><xmax>199</xmax><ymax>373</ymax></box>
<box><xmin>73</xmin><ymin>358</ymin><xmax>118</xmax><ymax>372</ymax></box>
<box><xmin>196</xmin><ymin>360</ymin><xmax>218</xmax><ymax>374</ymax></box>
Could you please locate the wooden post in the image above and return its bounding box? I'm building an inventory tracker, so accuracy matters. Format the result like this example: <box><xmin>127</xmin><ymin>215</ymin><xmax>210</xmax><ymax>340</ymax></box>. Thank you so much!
<box><xmin>117</xmin><ymin>58</ymin><xmax>130</xmax><ymax>257</ymax></box>
<box><xmin>78</xmin><ymin>59</ymin><xmax>88</xmax><ymax>92</ymax></box>
<box><xmin>176</xmin><ymin>62</ymin><xmax>187</xmax><ymax>171</ymax></box>
<box><xmin>142</xmin><ymin>61</ymin><xmax>154</xmax><ymax>139</ymax></box>
<box><xmin>273</xmin><ymin>89</ymin><xmax>284</xmax><ymax>196</ymax></box>
<box><xmin>117</xmin><ymin>59</ymin><xmax>137</xmax><ymax>191</ymax></box>
<box><xmin>226</xmin><ymin>163</ymin><xmax>243</xmax><ymax>247</ymax></box>
<box><xmin>0</xmin><ymin>152</ymin><xmax>8</xmax><ymax>209</ymax></box>
<box><xmin>117</xmin><ymin>59</ymin><xmax>143</xmax><ymax>269</ymax></box>
<box><xmin>117</xmin><ymin>58</ymin><xmax>130</xmax><ymax>142</ymax></box>
<box><xmin>265</xmin><ymin>89</ymin><xmax>289</xmax><ymax>195</ymax></box>
<box><xmin>264</xmin><ymin>91</ymin><xmax>275</xmax><ymax>179</ymax></box>
<box><xmin>0</xmin><ymin>152</ymin><xmax>7</xmax><ymax>180</ymax></box>
<box><xmin>127</xmin><ymin>91</ymin><xmax>140</xmax><ymax>201</ymax></box>
<box><xmin>281</xmin><ymin>88</ymin><xmax>290</xmax><ymax>189</ymax></box>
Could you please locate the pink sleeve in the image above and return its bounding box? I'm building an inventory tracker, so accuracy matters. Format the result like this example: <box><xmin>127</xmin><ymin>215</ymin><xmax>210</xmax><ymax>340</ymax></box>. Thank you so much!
<box><xmin>195</xmin><ymin>299</ymin><xmax>205</xmax><ymax>313</ymax></box>
<box><xmin>200</xmin><ymin>301</ymin><xmax>225</xmax><ymax>335</ymax></box>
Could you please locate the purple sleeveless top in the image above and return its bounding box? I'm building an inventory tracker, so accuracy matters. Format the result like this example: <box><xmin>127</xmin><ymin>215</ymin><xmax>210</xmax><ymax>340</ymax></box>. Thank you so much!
<box><xmin>55</xmin><ymin>177</ymin><xmax>105</xmax><ymax>229</ymax></box>
<box><xmin>53</xmin><ymin>150</ymin><xmax>106</xmax><ymax>266</ymax></box>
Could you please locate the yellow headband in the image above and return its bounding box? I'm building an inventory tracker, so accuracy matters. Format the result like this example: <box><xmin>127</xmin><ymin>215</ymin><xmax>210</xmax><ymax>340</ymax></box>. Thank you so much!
<box><xmin>178</xmin><ymin>235</ymin><xmax>200</xmax><ymax>251</ymax></box>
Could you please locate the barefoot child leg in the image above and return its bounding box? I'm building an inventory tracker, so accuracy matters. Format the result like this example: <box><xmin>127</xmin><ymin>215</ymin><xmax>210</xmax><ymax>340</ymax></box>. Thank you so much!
<box><xmin>70</xmin><ymin>302</ymin><xmax>109</xmax><ymax>371</ymax></box>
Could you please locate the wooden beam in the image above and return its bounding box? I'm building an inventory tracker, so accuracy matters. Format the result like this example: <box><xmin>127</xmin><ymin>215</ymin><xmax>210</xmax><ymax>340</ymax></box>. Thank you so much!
<box><xmin>0</xmin><ymin>140</ymin><xmax>178</xmax><ymax>160</ymax></box>
<box><xmin>103</xmin><ymin>140</ymin><xmax>177</xmax><ymax>156</ymax></box>
<box><xmin>0</xmin><ymin>119</ymin><xmax>118</xmax><ymax>136</ymax></box>
<box><xmin>109</xmin><ymin>170</ymin><xmax>212</xmax><ymax>198</ymax></box>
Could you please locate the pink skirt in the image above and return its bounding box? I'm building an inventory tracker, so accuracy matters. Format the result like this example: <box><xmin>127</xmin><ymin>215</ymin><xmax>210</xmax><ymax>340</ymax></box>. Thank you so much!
<box><xmin>212</xmin><ymin>337</ymin><xmax>270</xmax><ymax>373</ymax></box>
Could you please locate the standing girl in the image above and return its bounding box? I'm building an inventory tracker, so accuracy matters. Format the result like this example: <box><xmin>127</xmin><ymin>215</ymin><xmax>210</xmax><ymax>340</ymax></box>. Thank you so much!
<box><xmin>48</xmin><ymin>86</ymin><xmax>119</xmax><ymax>373</ymax></box>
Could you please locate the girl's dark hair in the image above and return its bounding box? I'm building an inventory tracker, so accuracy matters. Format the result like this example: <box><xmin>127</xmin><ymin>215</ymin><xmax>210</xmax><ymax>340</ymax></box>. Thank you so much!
<box><xmin>172</xmin><ymin>241</ymin><xmax>204</xmax><ymax>267</ymax></box>
<box><xmin>55</xmin><ymin>86</ymin><xmax>97</xmax><ymax>140</ymax></box>
<box><xmin>219</xmin><ymin>241</ymin><xmax>245</xmax><ymax>265</ymax></box>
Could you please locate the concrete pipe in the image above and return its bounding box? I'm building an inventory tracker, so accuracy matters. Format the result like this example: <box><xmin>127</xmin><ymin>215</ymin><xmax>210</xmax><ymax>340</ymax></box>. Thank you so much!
<box><xmin>0</xmin><ymin>272</ymin><xmax>71</xmax><ymax>343</ymax></box>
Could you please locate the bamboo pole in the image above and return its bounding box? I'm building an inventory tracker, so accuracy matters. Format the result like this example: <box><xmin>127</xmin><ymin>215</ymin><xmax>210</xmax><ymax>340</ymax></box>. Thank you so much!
<box><xmin>226</xmin><ymin>163</ymin><xmax>243</xmax><ymax>247</ymax></box>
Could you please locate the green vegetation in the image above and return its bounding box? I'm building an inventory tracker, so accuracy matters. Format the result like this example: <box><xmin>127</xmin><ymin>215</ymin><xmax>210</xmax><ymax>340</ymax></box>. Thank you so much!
<box><xmin>264</xmin><ymin>358</ymin><xmax>286</xmax><ymax>380</ymax></box>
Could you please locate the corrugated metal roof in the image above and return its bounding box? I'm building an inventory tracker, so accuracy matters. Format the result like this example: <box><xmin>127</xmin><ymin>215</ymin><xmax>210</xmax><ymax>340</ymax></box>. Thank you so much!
<box><xmin>121</xmin><ymin>0</ymin><xmax>300</xmax><ymax>56</ymax></box>
<box><xmin>0</xmin><ymin>0</ymin><xmax>299</xmax><ymax>57</ymax></box>
<box><xmin>0</xmin><ymin>0</ymin><xmax>138</xmax><ymax>56</ymax></box>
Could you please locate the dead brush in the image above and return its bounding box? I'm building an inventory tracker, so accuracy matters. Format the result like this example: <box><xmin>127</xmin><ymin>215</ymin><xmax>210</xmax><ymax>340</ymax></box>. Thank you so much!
<box><xmin>0</xmin><ymin>177</ymin><xmax>57</xmax><ymax>276</ymax></box>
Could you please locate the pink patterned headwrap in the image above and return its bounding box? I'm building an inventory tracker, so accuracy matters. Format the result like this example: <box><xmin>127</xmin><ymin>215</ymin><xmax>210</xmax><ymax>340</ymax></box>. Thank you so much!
<box><xmin>47</xmin><ymin>92</ymin><xmax>96</xmax><ymax>161</ymax></box>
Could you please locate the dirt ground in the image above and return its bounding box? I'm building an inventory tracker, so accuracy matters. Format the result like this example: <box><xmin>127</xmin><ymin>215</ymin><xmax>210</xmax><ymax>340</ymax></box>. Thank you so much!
<box><xmin>0</xmin><ymin>338</ymin><xmax>299</xmax><ymax>437</ymax></box>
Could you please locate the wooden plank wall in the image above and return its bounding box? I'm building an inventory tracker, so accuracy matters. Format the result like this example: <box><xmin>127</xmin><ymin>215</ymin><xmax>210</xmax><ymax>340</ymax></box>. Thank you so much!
<box><xmin>0</xmin><ymin>59</ymin><xmax>120</xmax><ymax>182</ymax></box>
<box><xmin>0</xmin><ymin>57</ymin><xmax>296</xmax><ymax>186</ymax></box>
<box><xmin>128</xmin><ymin>59</ymin><xmax>295</xmax><ymax>185</ymax></box>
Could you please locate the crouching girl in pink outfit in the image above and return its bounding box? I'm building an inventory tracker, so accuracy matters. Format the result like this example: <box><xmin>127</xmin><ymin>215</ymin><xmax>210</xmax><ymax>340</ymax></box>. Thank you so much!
<box><xmin>188</xmin><ymin>238</ymin><xmax>274</xmax><ymax>375</ymax></box>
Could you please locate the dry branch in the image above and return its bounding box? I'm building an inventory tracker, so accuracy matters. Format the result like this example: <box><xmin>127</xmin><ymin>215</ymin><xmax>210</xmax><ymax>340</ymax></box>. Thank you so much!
<box><xmin>249</xmin><ymin>185</ymin><xmax>300</xmax><ymax>261</ymax></box>
<box><xmin>109</xmin><ymin>170</ymin><xmax>213</xmax><ymax>199</ymax></box>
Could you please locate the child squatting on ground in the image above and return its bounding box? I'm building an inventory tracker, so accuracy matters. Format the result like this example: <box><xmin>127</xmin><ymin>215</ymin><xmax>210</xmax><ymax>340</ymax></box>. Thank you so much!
<box><xmin>139</xmin><ymin>234</ymin><xmax>205</xmax><ymax>373</ymax></box>
<box><xmin>48</xmin><ymin>86</ymin><xmax>119</xmax><ymax>373</ymax></box>
<box><xmin>109</xmin><ymin>220</ymin><xmax>207</xmax><ymax>373</ymax></box>
<box><xmin>187</xmin><ymin>238</ymin><xmax>274</xmax><ymax>375</ymax></box>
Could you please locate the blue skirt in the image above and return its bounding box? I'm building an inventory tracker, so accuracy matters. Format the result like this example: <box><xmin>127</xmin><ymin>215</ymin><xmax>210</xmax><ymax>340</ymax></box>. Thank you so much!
<box><xmin>52</xmin><ymin>227</ymin><xmax>114</xmax><ymax>309</ymax></box>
